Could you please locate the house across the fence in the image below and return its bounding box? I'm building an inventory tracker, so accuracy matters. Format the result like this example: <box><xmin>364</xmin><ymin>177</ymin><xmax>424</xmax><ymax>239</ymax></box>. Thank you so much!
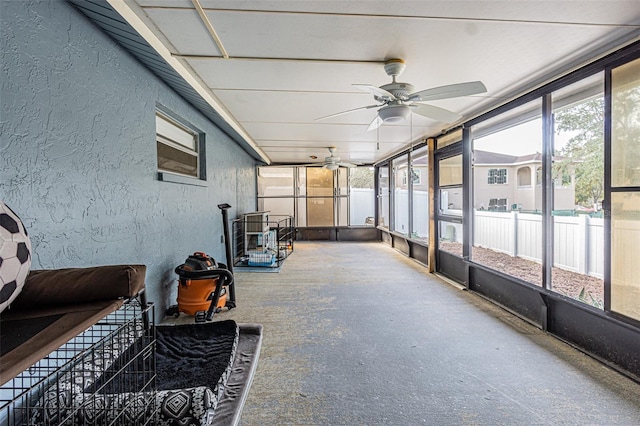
<box><xmin>473</xmin><ymin>150</ymin><xmax>575</xmax><ymax>212</ymax></box>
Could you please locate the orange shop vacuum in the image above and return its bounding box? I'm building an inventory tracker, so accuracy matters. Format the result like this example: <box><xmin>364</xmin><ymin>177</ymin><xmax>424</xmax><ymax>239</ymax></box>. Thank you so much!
<box><xmin>168</xmin><ymin>252</ymin><xmax>234</xmax><ymax>322</ymax></box>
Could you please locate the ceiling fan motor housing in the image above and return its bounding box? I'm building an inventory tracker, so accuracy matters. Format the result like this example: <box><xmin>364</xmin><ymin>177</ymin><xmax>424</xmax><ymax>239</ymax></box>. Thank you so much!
<box><xmin>378</xmin><ymin>82</ymin><xmax>415</xmax><ymax>101</ymax></box>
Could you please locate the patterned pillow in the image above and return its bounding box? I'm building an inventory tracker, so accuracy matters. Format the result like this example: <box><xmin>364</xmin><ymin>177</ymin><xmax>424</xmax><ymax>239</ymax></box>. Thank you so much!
<box><xmin>157</xmin><ymin>387</ymin><xmax>216</xmax><ymax>426</ymax></box>
<box><xmin>32</xmin><ymin>387</ymin><xmax>216</xmax><ymax>426</ymax></box>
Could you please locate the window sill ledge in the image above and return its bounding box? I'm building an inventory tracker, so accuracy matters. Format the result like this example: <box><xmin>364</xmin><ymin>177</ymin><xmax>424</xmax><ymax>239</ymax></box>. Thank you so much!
<box><xmin>157</xmin><ymin>172</ymin><xmax>207</xmax><ymax>187</ymax></box>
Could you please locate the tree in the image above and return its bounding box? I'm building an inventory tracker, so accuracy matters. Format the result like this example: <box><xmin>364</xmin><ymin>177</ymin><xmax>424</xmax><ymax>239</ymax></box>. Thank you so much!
<box><xmin>349</xmin><ymin>166</ymin><xmax>374</xmax><ymax>189</ymax></box>
<box><xmin>555</xmin><ymin>81</ymin><xmax>640</xmax><ymax>208</ymax></box>
<box><xmin>554</xmin><ymin>97</ymin><xmax>604</xmax><ymax>207</ymax></box>
<box><xmin>611</xmin><ymin>83</ymin><xmax>640</xmax><ymax>187</ymax></box>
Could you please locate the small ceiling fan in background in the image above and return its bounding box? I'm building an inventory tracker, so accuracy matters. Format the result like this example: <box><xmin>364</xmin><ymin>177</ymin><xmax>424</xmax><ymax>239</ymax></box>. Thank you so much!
<box><xmin>317</xmin><ymin>58</ymin><xmax>487</xmax><ymax>131</ymax></box>
<box><xmin>305</xmin><ymin>147</ymin><xmax>358</xmax><ymax>170</ymax></box>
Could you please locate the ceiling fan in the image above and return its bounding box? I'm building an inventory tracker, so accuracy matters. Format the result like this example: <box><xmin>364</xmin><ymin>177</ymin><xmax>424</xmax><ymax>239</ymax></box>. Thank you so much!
<box><xmin>308</xmin><ymin>147</ymin><xmax>358</xmax><ymax>170</ymax></box>
<box><xmin>317</xmin><ymin>58</ymin><xmax>487</xmax><ymax>131</ymax></box>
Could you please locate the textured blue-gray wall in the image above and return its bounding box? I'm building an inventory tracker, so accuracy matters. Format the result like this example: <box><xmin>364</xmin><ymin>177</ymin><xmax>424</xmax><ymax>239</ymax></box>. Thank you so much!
<box><xmin>0</xmin><ymin>0</ymin><xmax>257</xmax><ymax>320</ymax></box>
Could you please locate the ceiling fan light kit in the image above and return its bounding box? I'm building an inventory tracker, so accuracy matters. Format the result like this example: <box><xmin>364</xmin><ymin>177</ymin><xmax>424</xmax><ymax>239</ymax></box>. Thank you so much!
<box><xmin>378</xmin><ymin>104</ymin><xmax>412</xmax><ymax>122</ymax></box>
<box><xmin>325</xmin><ymin>163</ymin><xmax>339</xmax><ymax>171</ymax></box>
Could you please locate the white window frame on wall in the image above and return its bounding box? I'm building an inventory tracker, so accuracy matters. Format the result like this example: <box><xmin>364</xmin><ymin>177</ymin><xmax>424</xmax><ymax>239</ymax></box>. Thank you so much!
<box><xmin>488</xmin><ymin>168</ymin><xmax>507</xmax><ymax>184</ymax></box>
<box><xmin>156</xmin><ymin>109</ymin><xmax>206</xmax><ymax>185</ymax></box>
<box><xmin>488</xmin><ymin>198</ymin><xmax>508</xmax><ymax>211</ymax></box>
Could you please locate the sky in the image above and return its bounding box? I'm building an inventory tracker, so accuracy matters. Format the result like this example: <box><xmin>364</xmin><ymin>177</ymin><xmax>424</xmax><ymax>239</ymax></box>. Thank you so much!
<box><xmin>474</xmin><ymin>118</ymin><xmax>573</xmax><ymax>156</ymax></box>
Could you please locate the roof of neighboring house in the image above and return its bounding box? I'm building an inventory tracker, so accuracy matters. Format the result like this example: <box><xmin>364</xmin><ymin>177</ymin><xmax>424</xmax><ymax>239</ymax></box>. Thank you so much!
<box><xmin>474</xmin><ymin>150</ymin><xmax>543</xmax><ymax>165</ymax></box>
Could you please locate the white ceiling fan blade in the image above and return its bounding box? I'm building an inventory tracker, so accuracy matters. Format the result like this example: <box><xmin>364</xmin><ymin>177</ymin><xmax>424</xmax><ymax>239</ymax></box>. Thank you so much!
<box><xmin>270</xmin><ymin>163</ymin><xmax>322</xmax><ymax>167</ymax></box>
<box><xmin>412</xmin><ymin>104</ymin><xmax>461</xmax><ymax>123</ymax></box>
<box><xmin>408</xmin><ymin>81</ymin><xmax>487</xmax><ymax>102</ymax></box>
<box><xmin>366</xmin><ymin>115</ymin><xmax>384</xmax><ymax>132</ymax></box>
<box><xmin>353</xmin><ymin>84</ymin><xmax>396</xmax><ymax>101</ymax></box>
<box><xmin>315</xmin><ymin>104</ymin><xmax>381</xmax><ymax>121</ymax></box>
<box><xmin>337</xmin><ymin>162</ymin><xmax>357</xmax><ymax>168</ymax></box>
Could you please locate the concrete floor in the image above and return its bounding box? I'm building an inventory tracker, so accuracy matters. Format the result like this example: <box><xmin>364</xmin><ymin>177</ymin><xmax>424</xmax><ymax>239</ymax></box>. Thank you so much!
<box><xmin>205</xmin><ymin>242</ymin><xmax>640</xmax><ymax>425</ymax></box>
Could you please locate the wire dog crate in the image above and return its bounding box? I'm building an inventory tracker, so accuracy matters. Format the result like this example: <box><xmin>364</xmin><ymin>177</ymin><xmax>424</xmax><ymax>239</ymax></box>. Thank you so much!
<box><xmin>232</xmin><ymin>214</ymin><xmax>294</xmax><ymax>269</ymax></box>
<box><xmin>0</xmin><ymin>300</ymin><xmax>156</xmax><ymax>425</ymax></box>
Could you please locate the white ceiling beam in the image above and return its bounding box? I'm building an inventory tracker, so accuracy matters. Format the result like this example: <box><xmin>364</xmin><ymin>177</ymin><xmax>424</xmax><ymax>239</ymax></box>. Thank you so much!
<box><xmin>111</xmin><ymin>0</ymin><xmax>271</xmax><ymax>164</ymax></box>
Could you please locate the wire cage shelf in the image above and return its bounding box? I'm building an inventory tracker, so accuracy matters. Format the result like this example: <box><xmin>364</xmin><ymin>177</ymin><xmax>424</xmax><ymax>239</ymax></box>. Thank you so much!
<box><xmin>0</xmin><ymin>300</ymin><xmax>156</xmax><ymax>425</ymax></box>
<box><xmin>232</xmin><ymin>214</ymin><xmax>294</xmax><ymax>269</ymax></box>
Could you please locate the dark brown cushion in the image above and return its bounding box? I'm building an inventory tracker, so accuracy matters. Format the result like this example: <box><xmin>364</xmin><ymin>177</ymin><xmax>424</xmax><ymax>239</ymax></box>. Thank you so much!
<box><xmin>11</xmin><ymin>265</ymin><xmax>146</xmax><ymax>309</ymax></box>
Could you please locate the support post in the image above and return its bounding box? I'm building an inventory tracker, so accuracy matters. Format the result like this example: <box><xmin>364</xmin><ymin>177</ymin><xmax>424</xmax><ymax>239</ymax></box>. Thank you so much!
<box><xmin>427</xmin><ymin>138</ymin><xmax>436</xmax><ymax>273</ymax></box>
<box><xmin>218</xmin><ymin>203</ymin><xmax>236</xmax><ymax>308</ymax></box>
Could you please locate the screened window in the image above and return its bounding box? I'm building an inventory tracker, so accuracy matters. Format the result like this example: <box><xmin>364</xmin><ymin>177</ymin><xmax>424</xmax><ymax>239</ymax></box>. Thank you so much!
<box><xmin>438</xmin><ymin>155</ymin><xmax>462</xmax><ymax>187</ymax></box>
<box><xmin>610</xmin><ymin>57</ymin><xmax>640</xmax><ymax>321</ymax></box>
<box><xmin>472</xmin><ymin>100</ymin><xmax>543</xmax><ymax>286</ymax></box>
<box><xmin>307</xmin><ymin>167</ymin><xmax>334</xmax><ymax>227</ymax></box>
<box><xmin>378</xmin><ymin>165</ymin><xmax>390</xmax><ymax>229</ymax></box>
<box><xmin>257</xmin><ymin>165</ymin><xmax>373</xmax><ymax>228</ymax></box>
<box><xmin>349</xmin><ymin>167</ymin><xmax>375</xmax><ymax>226</ymax></box>
<box><xmin>393</xmin><ymin>155</ymin><xmax>409</xmax><ymax>235</ymax></box>
<box><xmin>551</xmin><ymin>73</ymin><xmax>604</xmax><ymax>308</ymax></box>
<box><xmin>156</xmin><ymin>111</ymin><xmax>203</xmax><ymax>179</ymax></box>
<box><xmin>487</xmin><ymin>168</ymin><xmax>507</xmax><ymax>184</ymax></box>
<box><xmin>257</xmin><ymin>167</ymin><xmax>296</xmax><ymax>219</ymax></box>
<box><xmin>438</xmin><ymin>154</ymin><xmax>463</xmax><ymax>256</ymax></box>
<box><xmin>411</xmin><ymin>147</ymin><xmax>429</xmax><ymax>242</ymax></box>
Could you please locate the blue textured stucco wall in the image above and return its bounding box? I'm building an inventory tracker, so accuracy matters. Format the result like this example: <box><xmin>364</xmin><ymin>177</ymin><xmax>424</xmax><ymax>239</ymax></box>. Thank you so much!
<box><xmin>0</xmin><ymin>0</ymin><xmax>257</xmax><ymax>321</ymax></box>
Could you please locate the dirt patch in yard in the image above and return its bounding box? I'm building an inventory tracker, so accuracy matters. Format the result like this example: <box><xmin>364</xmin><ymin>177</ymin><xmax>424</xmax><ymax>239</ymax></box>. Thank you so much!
<box><xmin>439</xmin><ymin>242</ymin><xmax>604</xmax><ymax>308</ymax></box>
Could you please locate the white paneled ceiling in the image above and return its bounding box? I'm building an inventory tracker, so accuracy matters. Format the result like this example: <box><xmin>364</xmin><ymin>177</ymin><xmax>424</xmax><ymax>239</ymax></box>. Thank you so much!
<box><xmin>120</xmin><ymin>0</ymin><xmax>640</xmax><ymax>165</ymax></box>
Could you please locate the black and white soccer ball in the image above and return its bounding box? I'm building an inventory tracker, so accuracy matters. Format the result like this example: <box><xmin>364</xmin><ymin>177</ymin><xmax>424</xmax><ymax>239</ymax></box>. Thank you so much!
<box><xmin>0</xmin><ymin>201</ymin><xmax>32</xmax><ymax>313</ymax></box>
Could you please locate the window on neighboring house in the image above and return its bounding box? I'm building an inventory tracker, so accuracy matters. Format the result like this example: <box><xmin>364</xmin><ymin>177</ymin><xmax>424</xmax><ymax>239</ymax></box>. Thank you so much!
<box><xmin>156</xmin><ymin>111</ymin><xmax>204</xmax><ymax>180</ymax></box>
<box><xmin>488</xmin><ymin>168</ymin><xmax>507</xmax><ymax>184</ymax></box>
<box><xmin>536</xmin><ymin>167</ymin><xmax>542</xmax><ymax>186</ymax></box>
<box><xmin>488</xmin><ymin>198</ymin><xmax>508</xmax><ymax>211</ymax></box>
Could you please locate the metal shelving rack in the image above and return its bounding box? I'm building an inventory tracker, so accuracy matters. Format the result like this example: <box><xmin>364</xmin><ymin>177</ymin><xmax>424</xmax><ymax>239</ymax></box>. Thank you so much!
<box><xmin>233</xmin><ymin>213</ymin><xmax>294</xmax><ymax>269</ymax></box>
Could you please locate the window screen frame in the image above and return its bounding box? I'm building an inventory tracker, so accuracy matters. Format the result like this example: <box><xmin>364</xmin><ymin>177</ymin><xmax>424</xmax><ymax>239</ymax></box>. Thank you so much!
<box><xmin>156</xmin><ymin>107</ymin><xmax>206</xmax><ymax>185</ymax></box>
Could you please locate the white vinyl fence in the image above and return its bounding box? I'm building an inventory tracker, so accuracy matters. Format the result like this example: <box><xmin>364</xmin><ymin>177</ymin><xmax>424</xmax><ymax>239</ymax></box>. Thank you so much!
<box><xmin>395</xmin><ymin>189</ymin><xmax>409</xmax><ymax>233</ymax></box>
<box><xmin>611</xmin><ymin>218</ymin><xmax>640</xmax><ymax>285</ymax></box>
<box><xmin>351</xmin><ymin>190</ymin><xmax>604</xmax><ymax>279</ymax></box>
<box><xmin>474</xmin><ymin>211</ymin><xmax>604</xmax><ymax>278</ymax></box>
<box><xmin>394</xmin><ymin>189</ymin><xmax>430</xmax><ymax>237</ymax></box>
<box><xmin>350</xmin><ymin>188</ymin><xmax>375</xmax><ymax>226</ymax></box>
<box><xmin>412</xmin><ymin>191</ymin><xmax>429</xmax><ymax>238</ymax></box>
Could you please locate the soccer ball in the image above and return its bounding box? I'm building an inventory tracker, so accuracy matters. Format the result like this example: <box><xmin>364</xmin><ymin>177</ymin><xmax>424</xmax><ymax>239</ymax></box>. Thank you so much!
<box><xmin>0</xmin><ymin>201</ymin><xmax>32</xmax><ymax>313</ymax></box>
